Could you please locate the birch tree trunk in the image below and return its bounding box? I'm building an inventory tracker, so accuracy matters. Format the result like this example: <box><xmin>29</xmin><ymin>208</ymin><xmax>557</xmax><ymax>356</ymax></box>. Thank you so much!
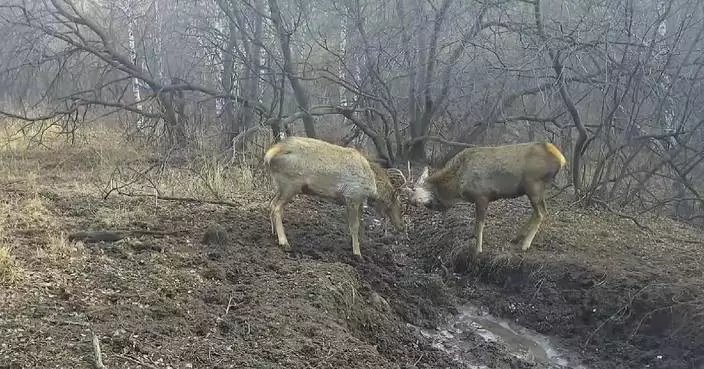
<box><xmin>124</xmin><ymin>1</ymin><xmax>144</xmax><ymax>130</ymax></box>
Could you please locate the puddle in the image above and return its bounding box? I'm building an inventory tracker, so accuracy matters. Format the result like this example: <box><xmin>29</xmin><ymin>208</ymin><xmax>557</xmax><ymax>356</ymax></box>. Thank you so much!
<box><xmin>410</xmin><ymin>304</ymin><xmax>589</xmax><ymax>369</ymax></box>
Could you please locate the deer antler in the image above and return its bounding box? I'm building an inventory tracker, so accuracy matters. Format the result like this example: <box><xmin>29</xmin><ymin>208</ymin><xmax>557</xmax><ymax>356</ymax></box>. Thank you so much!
<box><xmin>387</xmin><ymin>168</ymin><xmax>407</xmax><ymax>188</ymax></box>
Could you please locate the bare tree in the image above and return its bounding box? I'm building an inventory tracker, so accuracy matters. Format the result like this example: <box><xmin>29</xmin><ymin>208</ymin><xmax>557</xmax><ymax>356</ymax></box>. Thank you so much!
<box><xmin>0</xmin><ymin>0</ymin><xmax>702</xmax><ymax>221</ymax></box>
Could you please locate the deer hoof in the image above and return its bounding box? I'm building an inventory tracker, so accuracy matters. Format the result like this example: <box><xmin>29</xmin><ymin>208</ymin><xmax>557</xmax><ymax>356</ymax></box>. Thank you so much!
<box><xmin>278</xmin><ymin>242</ymin><xmax>292</xmax><ymax>252</ymax></box>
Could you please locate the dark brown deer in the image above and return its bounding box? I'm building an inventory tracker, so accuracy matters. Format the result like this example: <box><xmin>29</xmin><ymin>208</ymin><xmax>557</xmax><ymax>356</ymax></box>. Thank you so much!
<box><xmin>403</xmin><ymin>142</ymin><xmax>567</xmax><ymax>254</ymax></box>
<box><xmin>264</xmin><ymin>136</ymin><xmax>406</xmax><ymax>258</ymax></box>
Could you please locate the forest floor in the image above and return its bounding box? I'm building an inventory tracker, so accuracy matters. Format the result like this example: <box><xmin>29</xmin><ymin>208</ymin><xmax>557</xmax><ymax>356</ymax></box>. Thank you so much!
<box><xmin>1</xmin><ymin>129</ymin><xmax>703</xmax><ymax>369</ymax></box>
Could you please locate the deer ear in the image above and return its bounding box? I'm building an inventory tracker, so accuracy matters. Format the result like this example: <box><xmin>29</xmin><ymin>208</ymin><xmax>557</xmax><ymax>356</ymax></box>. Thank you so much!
<box><xmin>417</xmin><ymin>166</ymin><xmax>430</xmax><ymax>185</ymax></box>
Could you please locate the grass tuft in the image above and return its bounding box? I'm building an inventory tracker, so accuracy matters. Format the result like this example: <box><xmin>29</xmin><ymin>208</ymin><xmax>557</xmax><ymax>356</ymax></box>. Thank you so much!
<box><xmin>0</xmin><ymin>245</ymin><xmax>23</xmax><ymax>285</ymax></box>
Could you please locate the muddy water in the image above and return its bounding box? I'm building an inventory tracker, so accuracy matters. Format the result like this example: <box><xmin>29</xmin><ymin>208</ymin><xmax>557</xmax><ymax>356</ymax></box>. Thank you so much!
<box><xmin>410</xmin><ymin>304</ymin><xmax>590</xmax><ymax>369</ymax></box>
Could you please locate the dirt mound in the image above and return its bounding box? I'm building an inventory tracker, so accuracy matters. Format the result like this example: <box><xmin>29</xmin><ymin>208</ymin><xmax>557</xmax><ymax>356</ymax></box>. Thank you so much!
<box><xmin>409</xmin><ymin>196</ymin><xmax>704</xmax><ymax>369</ymax></box>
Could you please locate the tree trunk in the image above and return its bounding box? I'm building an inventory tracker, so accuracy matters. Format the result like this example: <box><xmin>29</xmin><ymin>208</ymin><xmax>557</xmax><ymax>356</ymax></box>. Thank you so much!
<box><xmin>534</xmin><ymin>0</ymin><xmax>587</xmax><ymax>198</ymax></box>
<box><xmin>267</xmin><ymin>0</ymin><xmax>316</xmax><ymax>137</ymax></box>
<box><xmin>221</xmin><ymin>12</ymin><xmax>238</xmax><ymax>147</ymax></box>
<box><xmin>125</xmin><ymin>3</ymin><xmax>144</xmax><ymax>131</ymax></box>
<box><xmin>242</xmin><ymin>0</ymin><xmax>264</xmax><ymax>131</ymax></box>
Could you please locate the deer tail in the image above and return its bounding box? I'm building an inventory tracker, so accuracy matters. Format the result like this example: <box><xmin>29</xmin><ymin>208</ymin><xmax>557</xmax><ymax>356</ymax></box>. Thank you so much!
<box><xmin>545</xmin><ymin>142</ymin><xmax>567</xmax><ymax>168</ymax></box>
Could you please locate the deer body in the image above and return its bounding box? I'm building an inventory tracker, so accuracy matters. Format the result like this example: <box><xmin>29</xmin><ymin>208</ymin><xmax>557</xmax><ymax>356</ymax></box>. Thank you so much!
<box><xmin>264</xmin><ymin>136</ymin><xmax>405</xmax><ymax>257</ymax></box>
<box><xmin>405</xmin><ymin>142</ymin><xmax>566</xmax><ymax>253</ymax></box>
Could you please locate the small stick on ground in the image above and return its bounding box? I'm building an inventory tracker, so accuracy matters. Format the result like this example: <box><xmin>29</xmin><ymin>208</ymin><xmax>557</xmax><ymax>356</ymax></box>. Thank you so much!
<box><xmin>413</xmin><ymin>353</ymin><xmax>425</xmax><ymax>367</ymax></box>
<box><xmin>115</xmin><ymin>354</ymin><xmax>160</xmax><ymax>369</ymax></box>
<box><xmin>117</xmin><ymin>190</ymin><xmax>241</xmax><ymax>208</ymax></box>
<box><xmin>207</xmin><ymin>295</ymin><xmax>239</xmax><ymax>338</ymax></box>
<box><xmin>225</xmin><ymin>295</ymin><xmax>237</xmax><ymax>315</ymax></box>
<box><xmin>91</xmin><ymin>331</ymin><xmax>107</xmax><ymax>369</ymax></box>
<box><xmin>42</xmin><ymin>317</ymin><xmax>90</xmax><ymax>327</ymax></box>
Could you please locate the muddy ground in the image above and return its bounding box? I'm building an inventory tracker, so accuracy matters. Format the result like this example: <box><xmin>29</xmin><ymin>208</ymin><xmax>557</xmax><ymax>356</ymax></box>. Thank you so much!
<box><xmin>412</xmin><ymin>199</ymin><xmax>704</xmax><ymax>369</ymax></box>
<box><xmin>1</xmin><ymin>147</ymin><xmax>703</xmax><ymax>369</ymax></box>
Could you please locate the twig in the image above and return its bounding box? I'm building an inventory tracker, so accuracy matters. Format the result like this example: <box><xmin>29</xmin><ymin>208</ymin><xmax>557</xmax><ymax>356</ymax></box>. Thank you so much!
<box><xmin>207</xmin><ymin>296</ymin><xmax>239</xmax><ymax>338</ymax></box>
<box><xmin>102</xmin><ymin>162</ymin><xmax>162</xmax><ymax>200</ymax></box>
<box><xmin>117</xmin><ymin>190</ymin><xmax>241</xmax><ymax>208</ymax></box>
<box><xmin>590</xmin><ymin>197</ymin><xmax>652</xmax><ymax>232</ymax></box>
<box><xmin>413</xmin><ymin>353</ymin><xmax>425</xmax><ymax>367</ymax></box>
<box><xmin>115</xmin><ymin>354</ymin><xmax>159</xmax><ymax>369</ymax></box>
<box><xmin>225</xmin><ymin>296</ymin><xmax>237</xmax><ymax>315</ymax></box>
<box><xmin>629</xmin><ymin>298</ymin><xmax>700</xmax><ymax>340</ymax></box>
<box><xmin>91</xmin><ymin>331</ymin><xmax>107</xmax><ymax>369</ymax></box>
<box><xmin>583</xmin><ymin>283</ymin><xmax>666</xmax><ymax>348</ymax></box>
<box><xmin>42</xmin><ymin>317</ymin><xmax>90</xmax><ymax>327</ymax></box>
<box><xmin>42</xmin><ymin>317</ymin><xmax>107</xmax><ymax>368</ymax></box>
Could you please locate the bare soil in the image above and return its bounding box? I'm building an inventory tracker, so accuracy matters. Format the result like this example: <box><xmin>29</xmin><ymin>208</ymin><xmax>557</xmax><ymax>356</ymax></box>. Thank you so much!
<box><xmin>1</xmin><ymin>149</ymin><xmax>703</xmax><ymax>369</ymax></box>
<box><xmin>411</xmin><ymin>198</ymin><xmax>704</xmax><ymax>369</ymax></box>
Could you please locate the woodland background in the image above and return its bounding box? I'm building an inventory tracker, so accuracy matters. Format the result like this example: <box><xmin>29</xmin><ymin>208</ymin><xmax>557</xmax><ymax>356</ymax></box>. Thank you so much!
<box><xmin>1</xmin><ymin>0</ymin><xmax>703</xmax><ymax>222</ymax></box>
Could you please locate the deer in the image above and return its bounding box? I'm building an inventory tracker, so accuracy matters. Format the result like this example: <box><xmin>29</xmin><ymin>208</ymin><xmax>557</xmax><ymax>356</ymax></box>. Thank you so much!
<box><xmin>402</xmin><ymin>142</ymin><xmax>567</xmax><ymax>254</ymax></box>
<box><xmin>263</xmin><ymin>136</ymin><xmax>407</xmax><ymax>259</ymax></box>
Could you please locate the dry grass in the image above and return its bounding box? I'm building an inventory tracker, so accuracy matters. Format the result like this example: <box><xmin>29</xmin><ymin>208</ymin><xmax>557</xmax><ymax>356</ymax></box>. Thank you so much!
<box><xmin>0</xmin><ymin>245</ymin><xmax>22</xmax><ymax>285</ymax></box>
<box><xmin>0</xmin><ymin>119</ymin><xmax>267</xmax><ymax>199</ymax></box>
<box><xmin>0</xmin><ymin>119</ymin><xmax>268</xmax><ymax>287</ymax></box>
<box><xmin>195</xmin><ymin>157</ymin><xmax>257</xmax><ymax>197</ymax></box>
<box><xmin>36</xmin><ymin>232</ymin><xmax>81</xmax><ymax>263</ymax></box>
<box><xmin>0</xmin><ymin>119</ymin><xmax>269</xmax><ymax>266</ymax></box>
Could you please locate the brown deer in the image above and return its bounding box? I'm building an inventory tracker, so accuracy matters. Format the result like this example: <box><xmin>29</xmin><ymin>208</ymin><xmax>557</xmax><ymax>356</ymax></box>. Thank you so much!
<box><xmin>264</xmin><ymin>136</ymin><xmax>407</xmax><ymax>258</ymax></box>
<box><xmin>403</xmin><ymin>142</ymin><xmax>567</xmax><ymax>254</ymax></box>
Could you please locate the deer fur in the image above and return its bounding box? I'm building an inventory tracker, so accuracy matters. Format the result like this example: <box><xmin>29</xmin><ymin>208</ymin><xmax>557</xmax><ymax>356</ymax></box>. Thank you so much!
<box><xmin>403</xmin><ymin>142</ymin><xmax>567</xmax><ymax>254</ymax></box>
<box><xmin>264</xmin><ymin>136</ymin><xmax>406</xmax><ymax>257</ymax></box>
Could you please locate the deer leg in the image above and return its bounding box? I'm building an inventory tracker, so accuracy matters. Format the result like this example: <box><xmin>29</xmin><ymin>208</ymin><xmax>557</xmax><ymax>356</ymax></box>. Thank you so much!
<box><xmin>474</xmin><ymin>197</ymin><xmax>489</xmax><ymax>254</ymax></box>
<box><xmin>271</xmin><ymin>187</ymin><xmax>299</xmax><ymax>251</ymax></box>
<box><xmin>269</xmin><ymin>193</ymin><xmax>280</xmax><ymax>235</ymax></box>
<box><xmin>510</xmin><ymin>213</ymin><xmax>532</xmax><ymax>244</ymax></box>
<box><xmin>346</xmin><ymin>200</ymin><xmax>363</xmax><ymax>257</ymax></box>
<box><xmin>520</xmin><ymin>188</ymin><xmax>547</xmax><ymax>251</ymax></box>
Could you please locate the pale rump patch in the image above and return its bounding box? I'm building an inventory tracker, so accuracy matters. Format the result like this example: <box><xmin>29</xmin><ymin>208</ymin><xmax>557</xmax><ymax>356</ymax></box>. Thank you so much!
<box><xmin>413</xmin><ymin>186</ymin><xmax>434</xmax><ymax>204</ymax></box>
<box><xmin>545</xmin><ymin>143</ymin><xmax>567</xmax><ymax>168</ymax></box>
<box><xmin>264</xmin><ymin>143</ymin><xmax>284</xmax><ymax>164</ymax></box>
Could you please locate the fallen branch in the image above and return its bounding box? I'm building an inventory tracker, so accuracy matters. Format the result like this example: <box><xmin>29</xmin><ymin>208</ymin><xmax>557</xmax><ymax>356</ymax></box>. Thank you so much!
<box><xmin>116</xmin><ymin>190</ymin><xmax>241</xmax><ymax>208</ymax></box>
<box><xmin>68</xmin><ymin>230</ymin><xmax>182</xmax><ymax>243</ymax></box>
